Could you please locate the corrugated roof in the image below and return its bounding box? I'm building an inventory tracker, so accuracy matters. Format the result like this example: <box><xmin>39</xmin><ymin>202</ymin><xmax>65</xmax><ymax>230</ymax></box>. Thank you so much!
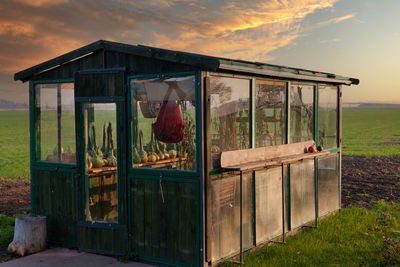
<box><xmin>14</xmin><ymin>40</ymin><xmax>359</xmax><ymax>85</ymax></box>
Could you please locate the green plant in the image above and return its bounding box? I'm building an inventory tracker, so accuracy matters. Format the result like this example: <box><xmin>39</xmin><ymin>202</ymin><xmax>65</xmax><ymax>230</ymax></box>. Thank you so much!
<box><xmin>0</xmin><ymin>214</ymin><xmax>15</xmax><ymax>248</ymax></box>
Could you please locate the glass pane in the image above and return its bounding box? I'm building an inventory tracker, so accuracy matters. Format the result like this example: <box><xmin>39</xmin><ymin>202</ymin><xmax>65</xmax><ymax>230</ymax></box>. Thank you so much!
<box><xmin>290</xmin><ymin>84</ymin><xmax>314</xmax><ymax>143</ymax></box>
<box><xmin>255</xmin><ymin>80</ymin><xmax>286</xmax><ymax>147</ymax></box>
<box><xmin>131</xmin><ymin>75</ymin><xmax>196</xmax><ymax>170</ymax></box>
<box><xmin>36</xmin><ymin>83</ymin><xmax>76</xmax><ymax>163</ymax></box>
<box><xmin>290</xmin><ymin>159</ymin><xmax>315</xmax><ymax>228</ymax></box>
<box><xmin>84</xmin><ymin>103</ymin><xmax>118</xmax><ymax>223</ymax></box>
<box><xmin>61</xmin><ymin>84</ymin><xmax>75</xmax><ymax>163</ymax></box>
<box><xmin>210</xmin><ymin>77</ymin><xmax>250</xmax><ymax>169</ymax></box>
<box><xmin>318</xmin><ymin>154</ymin><xmax>339</xmax><ymax>215</ymax></box>
<box><xmin>255</xmin><ymin>167</ymin><xmax>283</xmax><ymax>243</ymax></box>
<box><xmin>319</xmin><ymin>85</ymin><xmax>338</xmax><ymax>149</ymax></box>
<box><xmin>210</xmin><ymin>172</ymin><xmax>252</xmax><ymax>262</ymax></box>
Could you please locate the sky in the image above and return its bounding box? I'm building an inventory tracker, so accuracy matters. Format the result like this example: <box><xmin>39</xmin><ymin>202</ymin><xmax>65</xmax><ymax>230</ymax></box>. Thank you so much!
<box><xmin>0</xmin><ymin>0</ymin><xmax>399</xmax><ymax>104</ymax></box>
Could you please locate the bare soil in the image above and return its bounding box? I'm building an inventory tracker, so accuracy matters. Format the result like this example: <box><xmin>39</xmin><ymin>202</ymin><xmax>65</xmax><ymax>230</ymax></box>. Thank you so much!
<box><xmin>341</xmin><ymin>155</ymin><xmax>400</xmax><ymax>208</ymax></box>
<box><xmin>0</xmin><ymin>179</ymin><xmax>30</xmax><ymax>216</ymax></box>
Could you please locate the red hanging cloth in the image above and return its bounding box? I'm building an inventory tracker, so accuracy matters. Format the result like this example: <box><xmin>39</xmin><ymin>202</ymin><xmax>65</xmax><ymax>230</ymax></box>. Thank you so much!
<box><xmin>153</xmin><ymin>100</ymin><xmax>184</xmax><ymax>143</ymax></box>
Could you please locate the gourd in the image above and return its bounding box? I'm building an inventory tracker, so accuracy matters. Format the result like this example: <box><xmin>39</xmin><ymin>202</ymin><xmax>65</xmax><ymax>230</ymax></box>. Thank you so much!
<box><xmin>105</xmin><ymin>122</ymin><xmax>117</xmax><ymax>167</ymax></box>
<box><xmin>146</xmin><ymin>125</ymin><xmax>160</xmax><ymax>161</ymax></box>
<box><xmin>169</xmin><ymin>149</ymin><xmax>177</xmax><ymax>159</ymax></box>
<box><xmin>132</xmin><ymin>124</ymin><xmax>141</xmax><ymax>164</ymax></box>
<box><xmin>101</xmin><ymin>123</ymin><xmax>106</xmax><ymax>155</ymax></box>
<box><xmin>91</xmin><ymin>150</ymin><xmax>104</xmax><ymax>168</ymax></box>
<box><xmin>52</xmin><ymin>144</ymin><xmax>64</xmax><ymax>156</ymax></box>
<box><xmin>90</xmin><ymin>125</ymin><xmax>104</xmax><ymax>168</ymax></box>
<box><xmin>91</xmin><ymin>125</ymin><xmax>103</xmax><ymax>158</ymax></box>
<box><xmin>155</xmin><ymin>140</ymin><xmax>165</xmax><ymax>160</ymax></box>
<box><xmin>160</xmin><ymin>141</ymin><xmax>169</xmax><ymax>159</ymax></box>
<box><xmin>132</xmin><ymin>147</ymin><xmax>141</xmax><ymax>164</ymax></box>
<box><xmin>138</xmin><ymin>130</ymin><xmax>148</xmax><ymax>163</ymax></box>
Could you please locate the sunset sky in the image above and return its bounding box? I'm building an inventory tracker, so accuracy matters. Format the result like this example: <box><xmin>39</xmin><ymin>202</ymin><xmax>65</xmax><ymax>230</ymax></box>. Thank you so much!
<box><xmin>1</xmin><ymin>0</ymin><xmax>399</xmax><ymax>104</ymax></box>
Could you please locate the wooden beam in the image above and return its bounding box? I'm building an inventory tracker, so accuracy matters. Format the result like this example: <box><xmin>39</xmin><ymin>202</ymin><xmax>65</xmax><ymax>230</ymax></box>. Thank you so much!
<box><xmin>220</xmin><ymin>140</ymin><xmax>315</xmax><ymax>168</ymax></box>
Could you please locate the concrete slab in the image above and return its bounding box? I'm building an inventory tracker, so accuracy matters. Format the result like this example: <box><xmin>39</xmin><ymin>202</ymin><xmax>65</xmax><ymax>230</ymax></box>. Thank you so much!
<box><xmin>0</xmin><ymin>247</ymin><xmax>154</xmax><ymax>267</ymax></box>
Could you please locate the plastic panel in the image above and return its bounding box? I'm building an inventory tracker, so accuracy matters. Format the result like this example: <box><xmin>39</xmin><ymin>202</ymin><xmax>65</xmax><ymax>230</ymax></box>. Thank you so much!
<box><xmin>318</xmin><ymin>155</ymin><xmax>339</xmax><ymax>215</ymax></box>
<box><xmin>210</xmin><ymin>172</ymin><xmax>253</xmax><ymax>262</ymax></box>
<box><xmin>290</xmin><ymin>159</ymin><xmax>315</xmax><ymax>228</ymax></box>
<box><xmin>255</xmin><ymin>167</ymin><xmax>283</xmax><ymax>243</ymax></box>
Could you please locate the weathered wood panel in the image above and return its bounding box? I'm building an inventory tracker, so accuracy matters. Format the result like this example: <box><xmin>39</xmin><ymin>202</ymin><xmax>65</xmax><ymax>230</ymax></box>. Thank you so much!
<box><xmin>130</xmin><ymin>178</ymin><xmax>197</xmax><ymax>265</ymax></box>
<box><xmin>32</xmin><ymin>169</ymin><xmax>77</xmax><ymax>247</ymax></box>
<box><xmin>75</xmin><ymin>71</ymin><xmax>124</xmax><ymax>98</ymax></box>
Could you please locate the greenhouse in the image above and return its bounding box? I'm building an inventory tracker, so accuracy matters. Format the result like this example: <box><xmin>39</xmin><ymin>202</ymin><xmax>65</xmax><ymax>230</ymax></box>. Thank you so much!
<box><xmin>14</xmin><ymin>40</ymin><xmax>359</xmax><ymax>266</ymax></box>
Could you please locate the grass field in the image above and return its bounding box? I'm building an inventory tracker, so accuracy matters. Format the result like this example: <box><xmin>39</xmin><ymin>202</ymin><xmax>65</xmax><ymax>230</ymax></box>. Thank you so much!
<box><xmin>342</xmin><ymin>108</ymin><xmax>400</xmax><ymax>156</ymax></box>
<box><xmin>0</xmin><ymin>108</ymin><xmax>399</xmax><ymax>179</ymax></box>
<box><xmin>0</xmin><ymin>111</ymin><xmax>29</xmax><ymax>179</ymax></box>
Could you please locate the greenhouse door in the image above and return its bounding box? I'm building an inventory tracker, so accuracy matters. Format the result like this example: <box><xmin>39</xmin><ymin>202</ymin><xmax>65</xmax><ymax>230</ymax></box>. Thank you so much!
<box><xmin>75</xmin><ymin>68</ymin><xmax>128</xmax><ymax>254</ymax></box>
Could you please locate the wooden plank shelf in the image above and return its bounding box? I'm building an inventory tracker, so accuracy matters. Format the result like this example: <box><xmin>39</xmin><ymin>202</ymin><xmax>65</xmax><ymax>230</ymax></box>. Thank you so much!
<box><xmin>220</xmin><ymin>140</ymin><xmax>330</xmax><ymax>171</ymax></box>
<box><xmin>133</xmin><ymin>157</ymin><xmax>186</xmax><ymax>169</ymax></box>
<box><xmin>222</xmin><ymin>151</ymin><xmax>330</xmax><ymax>171</ymax></box>
<box><xmin>87</xmin><ymin>166</ymin><xmax>117</xmax><ymax>177</ymax></box>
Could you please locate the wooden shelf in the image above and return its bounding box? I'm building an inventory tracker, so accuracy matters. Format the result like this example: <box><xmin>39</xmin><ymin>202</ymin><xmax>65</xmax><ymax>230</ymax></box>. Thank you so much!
<box><xmin>133</xmin><ymin>157</ymin><xmax>186</xmax><ymax>169</ymax></box>
<box><xmin>222</xmin><ymin>151</ymin><xmax>330</xmax><ymax>171</ymax></box>
<box><xmin>87</xmin><ymin>166</ymin><xmax>117</xmax><ymax>177</ymax></box>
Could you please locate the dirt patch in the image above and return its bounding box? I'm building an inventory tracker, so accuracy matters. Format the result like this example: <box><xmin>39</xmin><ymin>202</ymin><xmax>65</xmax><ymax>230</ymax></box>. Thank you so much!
<box><xmin>0</xmin><ymin>178</ymin><xmax>30</xmax><ymax>216</ymax></box>
<box><xmin>341</xmin><ymin>155</ymin><xmax>400</xmax><ymax>208</ymax></box>
<box><xmin>374</xmin><ymin>140</ymin><xmax>400</xmax><ymax>146</ymax></box>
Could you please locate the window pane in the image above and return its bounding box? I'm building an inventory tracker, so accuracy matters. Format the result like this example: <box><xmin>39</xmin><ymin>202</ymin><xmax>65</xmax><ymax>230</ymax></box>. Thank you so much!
<box><xmin>290</xmin><ymin>84</ymin><xmax>314</xmax><ymax>143</ymax></box>
<box><xmin>35</xmin><ymin>83</ymin><xmax>76</xmax><ymax>163</ymax></box>
<box><xmin>255</xmin><ymin>79</ymin><xmax>286</xmax><ymax>147</ymax></box>
<box><xmin>131</xmin><ymin>75</ymin><xmax>196</xmax><ymax>171</ymax></box>
<box><xmin>210</xmin><ymin>77</ymin><xmax>250</xmax><ymax>169</ymax></box>
<box><xmin>319</xmin><ymin>85</ymin><xmax>338</xmax><ymax>149</ymax></box>
<box><xmin>84</xmin><ymin>103</ymin><xmax>118</xmax><ymax>223</ymax></box>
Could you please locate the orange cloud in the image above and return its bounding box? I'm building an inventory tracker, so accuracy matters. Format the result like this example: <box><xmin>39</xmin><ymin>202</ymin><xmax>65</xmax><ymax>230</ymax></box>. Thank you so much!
<box><xmin>15</xmin><ymin>0</ymin><xmax>69</xmax><ymax>7</ymax></box>
<box><xmin>1</xmin><ymin>0</ymin><xmax>340</xmax><ymax>76</ymax></box>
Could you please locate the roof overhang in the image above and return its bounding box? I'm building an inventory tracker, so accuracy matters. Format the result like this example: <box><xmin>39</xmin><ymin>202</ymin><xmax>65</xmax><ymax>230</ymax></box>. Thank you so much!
<box><xmin>219</xmin><ymin>63</ymin><xmax>359</xmax><ymax>85</ymax></box>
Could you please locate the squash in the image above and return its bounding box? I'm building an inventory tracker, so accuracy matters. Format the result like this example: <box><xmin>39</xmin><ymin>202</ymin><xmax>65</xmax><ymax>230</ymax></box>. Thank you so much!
<box><xmin>138</xmin><ymin>130</ymin><xmax>148</xmax><ymax>163</ymax></box>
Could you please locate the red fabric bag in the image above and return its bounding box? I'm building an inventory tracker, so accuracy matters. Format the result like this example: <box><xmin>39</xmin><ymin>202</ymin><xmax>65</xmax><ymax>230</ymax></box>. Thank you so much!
<box><xmin>153</xmin><ymin>100</ymin><xmax>184</xmax><ymax>143</ymax></box>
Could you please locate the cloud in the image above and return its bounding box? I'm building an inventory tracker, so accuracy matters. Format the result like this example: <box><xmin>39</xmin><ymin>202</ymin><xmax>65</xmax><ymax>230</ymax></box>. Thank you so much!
<box><xmin>0</xmin><ymin>0</ymin><xmax>340</xmax><ymax>76</ymax></box>
<box><xmin>317</xmin><ymin>13</ymin><xmax>356</xmax><ymax>27</ymax></box>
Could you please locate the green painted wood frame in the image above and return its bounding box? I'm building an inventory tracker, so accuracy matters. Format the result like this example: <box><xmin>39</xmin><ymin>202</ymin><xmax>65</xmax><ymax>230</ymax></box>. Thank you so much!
<box><xmin>127</xmin><ymin>71</ymin><xmax>202</xmax><ymax>177</ymax></box>
<box><xmin>30</xmin><ymin>79</ymin><xmax>77</xmax><ymax>169</ymax></box>
<box><xmin>126</xmin><ymin>71</ymin><xmax>202</xmax><ymax>266</ymax></box>
<box><xmin>77</xmin><ymin>101</ymin><xmax>124</xmax><ymax>226</ymax></box>
<box><xmin>29</xmin><ymin>79</ymin><xmax>77</xmax><ymax>214</ymax></box>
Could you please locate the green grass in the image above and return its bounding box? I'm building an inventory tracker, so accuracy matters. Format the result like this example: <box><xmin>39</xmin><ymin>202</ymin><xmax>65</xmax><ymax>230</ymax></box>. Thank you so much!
<box><xmin>0</xmin><ymin>111</ymin><xmax>30</xmax><ymax>179</ymax></box>
<box><xmin>342</xmin><ymin>108</ymin><xmax>400</xmax><ymax>156</ymax></box>
<box><xmin>0</xmin><ymin>107</ymin><xmax>399</xmax><ymax>178</ymax></box>
<box><xmin>0</xmin><ymin>214</ymin><xmax>15</xmax><ymax>248</ymax></box>
<box><xmin>221</xmin><ymin>201</ymin><xmax>400</xmax><ymax>266</ymax></box>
